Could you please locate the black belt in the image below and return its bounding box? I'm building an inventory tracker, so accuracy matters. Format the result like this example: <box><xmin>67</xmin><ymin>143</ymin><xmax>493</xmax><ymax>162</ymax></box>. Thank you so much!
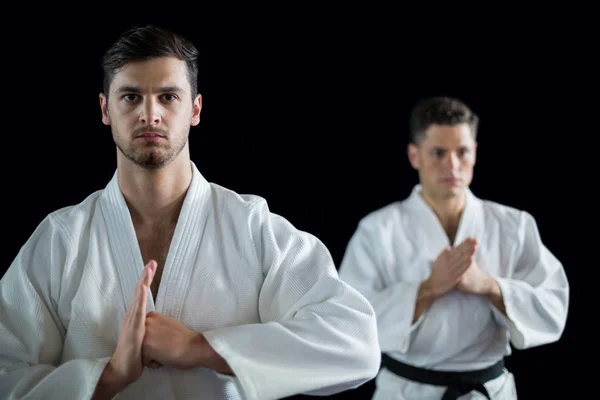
<box><xmin>381</xmin><ymin>353</ymin><xmax>505</xmax><ymax>400</ymax></box>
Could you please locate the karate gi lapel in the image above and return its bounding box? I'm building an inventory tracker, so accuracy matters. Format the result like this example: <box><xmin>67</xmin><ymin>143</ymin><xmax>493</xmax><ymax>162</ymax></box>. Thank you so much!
<box><xmin>405</xmin><ymin>185</ymin><xmax>450</xmax><ymax>256</ymax></box>
<box><xmin>153</xmin><ymin>162</ymin><xmax>210</xmax><ymax>319</ymax></box>
<box><xmin>100</xmin><ymin>170</ymin><xmax>154</xmax><ymax>313</ymax></box>
<box><xmin>452</xmin><ymin>188</ymin><xmax>483</xmax><ymax>248</ymax></box>
<box><xmin>99</xmin><ymin>161</ymin><xmax>211</xmax><ymax>319</ymax></box>
<box><xmin>405</xmin><ymin>184</ymin><xmax>482</xmax><ymax>252</ymax></box>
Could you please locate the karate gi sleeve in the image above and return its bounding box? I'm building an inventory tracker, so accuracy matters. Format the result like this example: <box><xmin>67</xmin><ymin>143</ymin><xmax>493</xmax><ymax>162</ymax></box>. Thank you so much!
<box><xmin>491</xmin><ymin>211</ymin><xmax>570</xmax><ymax>349</ymax></box>
<box><xmin>202</xmin><ymin>198</ymin><xmax>381</xmax><ymax>400</ymax></box>
<box><xmin>337</xmin><ymin>218</ymin><xmax>425</xmax><ymax>355</ymax></box>
<box><xmin>0</xmin><ymin>215</ymin><xmax>110</xmax><ymax>400</ymax></box>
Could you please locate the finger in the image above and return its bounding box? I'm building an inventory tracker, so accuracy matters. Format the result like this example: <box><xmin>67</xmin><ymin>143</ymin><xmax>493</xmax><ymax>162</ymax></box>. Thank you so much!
<box><xmin>450</xmin><ymin>251</ymin><xmax>473</xmax><ymax>274</ymax></box>
<box><xmin>448</xmin><ymin>247</ymin><xmax>470</xmax><ymax>266</ymax></box>
<box><xmin>450</xmin><ymin>264</ymin><xmax>470</xmax><ymax>281</ymax></box>
<box><xmin>146</xmin><ymin>362</ymin><xmax>162</xmax><ymax>369</ymax></box>
<box><xmin>454</xmin><ymin>238</ymin><xmax>469</xmax><ymax>250</ymax></box>
<box><xmin>133</xmin><ymin>266</ymin><xmax>149</xmax><ymax>303</ymax></box>
<box><xmin>142</xmin><ymin>339</ymin><xmax>161</xmax><ymax>368</ymax></box>
<box><xmin>468</xmin><ymin>240</ymin><xmax>478</xmax><ymax>254</ymax></box>
<box><xmin>458</xmin><ymin>247</ymin><xmax>475</xmax><ymax>264</ymax></box>
<box><xmin>436</xmin><ymin>247</ymin><xmax>452</xmax><ymax>263</ymax></box>
<box><xmin>149</xmin><ymin>259</ymin><xmax>157</xmax><ymax>273</ymax></box>
<box><xmin>134</xmin><ymin>280</ymin><xmax>148</xmax><ymax>329</ymax></box>
<box><xmin>464</xmin><ymin>236</ymin><xmax>477</xmax><ymax>245</ymax></box>
<box><xmin>455</xmin><ymin>237</ymin><xmax>477</xmax><ymax>252</ymax></box>
<box><xmin>460</xmin><ymin>239</ymin><xmax>477</xmax><ymax>254</ymax></box>
<box><xmin>455</xmin><ymin>273</ymin><xmax>465</xmax><ymax>287</ymax></box>
<box><xmin>457</xmin><ymin>254</ymin><xmax>474</xmax><ymax>274</ymax></box>
<box><xmin>145</xmin><ymin>260</ymin><xmax>157</xmax><ymax>287</ymax></box>
<box><xmin>447</xmin><ymin>244</ymin><xmax>469</xmax><ymax>263</ymax></box>
<box><xmin>134</xmin><ymin>266</ymin><xmax>150</xmax><ymax>304</ymax></box>
<box><xmin>143</xmin><ymin>355</ymin><xmax>162</xmax><ymax>369</ymax></box>
<box><xmin>123</xmin><ymin>266</ymin><xmax>148</xmax><ymax>323</ymax></box>
<box><xmin>451</xmin><ymin>241</ymin><xmax>477</xmax><ymax>262</ymax></box>
<box><xmin>453</xmin><ymin>238</ymin><xmax>472</xmax><ymax>251</ymax></box>
<box><xmin>148</xmin><ymin>361</ymin><xmax>162</xmax><ymax>369</ymax></box>
<box><xmin>142</xmin><ymin>354</ymin><xmax>156</xmax><ymax>368</ymax></box>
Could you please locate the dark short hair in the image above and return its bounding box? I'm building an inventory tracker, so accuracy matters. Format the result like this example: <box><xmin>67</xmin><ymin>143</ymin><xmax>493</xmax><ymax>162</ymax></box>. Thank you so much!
<box><xmin>409</xmin><ymin>96</ymin><xmax>479</xmax><ymax>144</ymax></box>
<box><xmin>101</xmin><ymin>25</ymin><xmax>199</xmax><ymax>100</ymax></box>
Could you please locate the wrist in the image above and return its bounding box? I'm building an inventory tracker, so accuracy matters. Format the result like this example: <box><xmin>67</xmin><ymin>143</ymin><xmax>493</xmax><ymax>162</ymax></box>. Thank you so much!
<box><xmin>485</xmin><ymin>276</ymin><xmax>501</xmax><ymax>298</ymax></box>
<box><xmin>485</xmin><ymin>277</ymin><xmax>508</xmax><ymax>315</ymax></box>
<box><xmin>93</xmin><ymin>362</ymin><xmax>127</xmax><ymax>399</ymax></box>
<box><xmin>190</xmin><ymin>333</ymin><xmax>209</xmax><ymax>369</ymax></box>
<box><xmin>191</xmin><ymin>334</ymin><xmax>234</xmax><ymax>375</ymax></box>
<box><xmin>419</xmin><ymin>279</ymin><xmax>438</xmax><ymax>300</ymax></box>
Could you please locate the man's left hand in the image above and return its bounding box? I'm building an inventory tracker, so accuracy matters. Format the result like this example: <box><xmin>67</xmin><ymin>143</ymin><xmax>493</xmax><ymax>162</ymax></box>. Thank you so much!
<box><xmin>456</xmin><ymin>260</ymin><xmax>496</xmax><ymax>296</ymax></box>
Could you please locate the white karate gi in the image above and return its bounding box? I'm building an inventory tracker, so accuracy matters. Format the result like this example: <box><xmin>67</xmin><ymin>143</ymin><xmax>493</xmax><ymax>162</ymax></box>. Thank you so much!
<box><xmin>0</xmin><ymin>162</ymin><xmax>380</xmax><ymax>400</ymax></box>
<box><xmin>338</xmin><ymin>185</ymin><xmax>569</xmax><ymax>399</ymax></box>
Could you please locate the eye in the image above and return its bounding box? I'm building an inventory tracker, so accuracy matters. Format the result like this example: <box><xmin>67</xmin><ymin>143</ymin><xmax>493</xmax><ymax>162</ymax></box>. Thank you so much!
<box><xmin>123</xmin><ymin>94</ymin><xmax>138</xmax><ymax>102</ymax></box>
<box><xmin>162</xmin><ymin>93</ymin><xmax>178</xmax><ymax>102</ymax></box>
<box><xmin>431</xmin><ymin>149</ymin><xmax>444</xmax><ymax>157</ymax></box>
<box><xmin>459</xmin><ymin>148</ymin><xmax>470</xmax><ymax>156</ymax></box>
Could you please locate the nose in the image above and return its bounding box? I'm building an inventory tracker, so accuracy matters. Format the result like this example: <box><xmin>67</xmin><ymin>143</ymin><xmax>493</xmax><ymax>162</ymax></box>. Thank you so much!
<box><xmin>139</xmin><ymin>98</ymin><xmax>161</xmax><ymax>125</ymax></box>
<box><xmin>445</xmin><ymin>152</ymin><xmax>460</xmax><ymax>170</ymax></box>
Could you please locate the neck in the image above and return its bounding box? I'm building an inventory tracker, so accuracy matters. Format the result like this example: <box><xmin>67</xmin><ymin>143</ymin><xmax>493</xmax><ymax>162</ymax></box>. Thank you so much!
<box><xmin>117</xmin><ymin>154</ymin><xmax>192</xmax><ymax>228</ymax></box>
<box><xmin>420</xmin><ymin>187</ymin><xmax>467</xmax><ymax>238</ymax></box>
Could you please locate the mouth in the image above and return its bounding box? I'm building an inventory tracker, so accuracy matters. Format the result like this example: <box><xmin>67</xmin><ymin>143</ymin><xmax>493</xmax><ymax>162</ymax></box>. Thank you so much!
<box><xmin>135</xmin><ymin>132</ymin><xmax>165</xmax><ymax>142</ymax></box>
<box><xmin>441</xmin><ymin>177</ymin><xmax>461</xmax><ymax>184</ymax></box>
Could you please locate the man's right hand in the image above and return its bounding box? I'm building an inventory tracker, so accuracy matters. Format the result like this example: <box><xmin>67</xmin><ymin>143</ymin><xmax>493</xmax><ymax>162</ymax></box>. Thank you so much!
<box><xmin>92</xmin><ymin>260</ymin><xmax>157</xmax><ymax>400</ymax></box>
<box><xmin>413</xmin><ymin>238</ymin><xmax>477</xmax><ymax>322</ymax></box>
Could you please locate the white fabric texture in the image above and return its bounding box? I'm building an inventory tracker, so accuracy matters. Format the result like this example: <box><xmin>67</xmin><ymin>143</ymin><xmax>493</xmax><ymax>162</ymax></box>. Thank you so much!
<box><xmin>0</xmin><ymin>162</ymin><xmax>380</xmax><ymax>400</ymax></box>
<box><xmin>338</xmin><ymin>185</ymin><xmax>569</xmax><ymax>399</ymax></box>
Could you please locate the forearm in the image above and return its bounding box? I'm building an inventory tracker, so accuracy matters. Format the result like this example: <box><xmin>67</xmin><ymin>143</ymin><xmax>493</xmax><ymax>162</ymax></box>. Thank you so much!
<box><xmin>200</xmin><ymin>308</ymin><xmax>380</xmax><ymax>399</ymax></box>
<box><xmin>0</xmin><ymin>357</ymin><xmax>110</xmax><ymax>399</ymax></box>
<box><xmin>490</xmin><ymin>275</ymin><xmax>569</xmax><ymax>349</ymax></box>
<box><xmin>191</xmin><ymin>334</ymin><xmax>234</xmax><ymax>376</ymax></box>
<box><xmin>92</xmin><ymin>363</ymin><xmax>127</xmax><ymax>400</ymax></box>
<box><xmin>413</xmin><ymin>280</ymin><xmax>435</xmax><ymax>322</ymax></box>
<box><xmin>485</xmin><ymin>277</ymin><xmax>507</xmax><ymax>316</ymax></box>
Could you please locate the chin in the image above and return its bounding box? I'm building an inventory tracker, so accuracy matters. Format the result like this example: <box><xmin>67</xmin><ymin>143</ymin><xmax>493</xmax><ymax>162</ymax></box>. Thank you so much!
<box><xmin>440</xmin><ymin>186</ymin><xmax>464</xmax><ymax>199</ymax></box>
<box><xmin>129</xmin><ymin>151</ymin><xmax>171</xmax><ymax>170</ymax></box>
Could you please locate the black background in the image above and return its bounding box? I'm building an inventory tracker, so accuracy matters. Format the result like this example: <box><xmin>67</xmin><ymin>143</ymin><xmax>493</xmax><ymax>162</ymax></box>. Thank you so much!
<box><xmin>1</xmin><ymin>6</ymin><xmax>593</xmax><ymax>399</ymax></box>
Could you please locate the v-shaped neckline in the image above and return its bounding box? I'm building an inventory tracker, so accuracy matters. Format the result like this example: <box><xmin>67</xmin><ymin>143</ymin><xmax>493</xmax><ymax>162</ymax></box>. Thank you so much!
<box><xmin>408</xmin><ymin>184</ymin><xmax>476</xmax><ymax>248</ymax></box>
<box><xmin>99</xmin><ymin>161</ymin><xmax>212</xmax><ymax>319</ymax></box>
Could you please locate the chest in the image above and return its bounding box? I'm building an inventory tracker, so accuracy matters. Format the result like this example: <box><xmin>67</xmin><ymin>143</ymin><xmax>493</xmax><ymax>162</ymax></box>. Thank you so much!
<box><xmin>136</xmin><ymin>226</ymin><xmax>176</xmax><ymax>299</ymax></box>
<box><xmin>64</xmin><ymin>219</ymin><xmax>267</xmax><ymax>354</ymax></box>
<box><xmin>138</xmin><ymin>236</ymin><xmax>172</xmax><ymax>266</ymax></box>
<box><xmin>384</xmin><ymin>227</ymin><xmax>519</xmax><ymax>284</ymax></box>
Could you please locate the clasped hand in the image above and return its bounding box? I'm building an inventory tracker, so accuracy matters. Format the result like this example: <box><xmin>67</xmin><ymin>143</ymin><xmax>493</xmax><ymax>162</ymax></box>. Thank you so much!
<box><xmin>108</xmin><ymin>261</ymin><xmax>204</xmax><ymax>387</ymax></box>
<box><xmin>427</xmin><ymin>238</ymin><xmax>495</xmax><ymax>298</ymax></box>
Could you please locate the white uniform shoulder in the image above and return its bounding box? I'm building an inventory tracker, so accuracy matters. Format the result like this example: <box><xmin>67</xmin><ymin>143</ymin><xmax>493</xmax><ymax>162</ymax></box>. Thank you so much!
<box><xmin>206</xmin><ymin>182</ymin><xmax>271</xmax><ymax>220</ymax></box>
<box><xmin>477</xmin><ymin>197</ymin><xmax>534</xmax><ymax>234</ymax></box>
<box><xmin>47</xmin><ymin>190</ymin><xmax>104</xmax><ymax>242</ymax></box>
<box><xmin>6</xmin><ymin>190</ymin><xmax>104</xmax><ymax>286</ymax></box>
<box><xmin>356</xmin><ymin>200</ymin><xmax>410</xmax><ymax>233</ymax></box>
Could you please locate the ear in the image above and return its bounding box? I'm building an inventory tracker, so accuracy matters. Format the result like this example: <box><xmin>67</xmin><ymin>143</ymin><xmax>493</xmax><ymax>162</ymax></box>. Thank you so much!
<box><xmin>99</xmin><ymin>93</ymin><xmax>110</xmax><ymax>125</ymax></box>
<box><xmin>191</xmin><ymin>94</ymin><xmax>202</xmax><ymax>126</ymax></box>
<box><xmin>408</xmin><ymin>143</ymin><xmax>420</xmax><ymax>170</ymax></box>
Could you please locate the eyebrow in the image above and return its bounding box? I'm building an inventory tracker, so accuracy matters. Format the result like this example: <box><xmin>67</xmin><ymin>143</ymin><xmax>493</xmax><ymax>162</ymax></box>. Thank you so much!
<box><xmin>429</xmin><ymin>146</ymin><xmax>470</xmax><ymax>152</ymax></box>
<box><xmin>115</xmin><ymin>86</ymin><xmax>184</xmax><ymax>94</ymax></box>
